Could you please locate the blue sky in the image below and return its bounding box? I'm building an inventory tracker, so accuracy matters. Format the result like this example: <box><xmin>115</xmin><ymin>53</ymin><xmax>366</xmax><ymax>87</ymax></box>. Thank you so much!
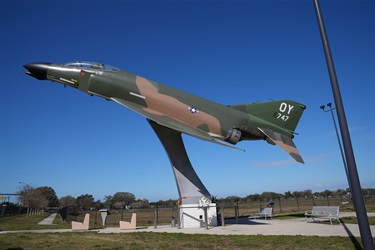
<box><xmin>0</xmin><ymin>0</ymin><xmax>374</xmax><ymax>203</ymax></box>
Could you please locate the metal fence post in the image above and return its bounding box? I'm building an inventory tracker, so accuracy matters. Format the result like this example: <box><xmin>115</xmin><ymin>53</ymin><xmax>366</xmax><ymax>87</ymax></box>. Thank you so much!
<box><xmin>221</xmin><ymin>206</ymin><xmax>225</xmax><ymax>227</ymax></box>
<box><xmin>153</xmin><ymin>206</ymin><xmax>158</xmax><ymax>229</ymax></box>
<box><xmin>234</xmin><ymin>205</ymin><xmax>238</xmax><ymax>224</ymax></box>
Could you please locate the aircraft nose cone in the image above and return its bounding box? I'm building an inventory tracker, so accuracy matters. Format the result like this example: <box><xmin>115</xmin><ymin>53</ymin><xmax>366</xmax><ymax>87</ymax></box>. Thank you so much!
<box><xmin>23</xmin><ymin>62</ymin><xmax>52</xmax><ymax>80</ymax></box>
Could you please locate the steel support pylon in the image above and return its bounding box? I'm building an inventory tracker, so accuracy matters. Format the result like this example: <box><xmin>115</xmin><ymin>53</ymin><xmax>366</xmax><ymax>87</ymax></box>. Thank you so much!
<box><xmin>148</xmin><ymin>120</ymin><xmax>211</xmax><ymax>205</ymax></box>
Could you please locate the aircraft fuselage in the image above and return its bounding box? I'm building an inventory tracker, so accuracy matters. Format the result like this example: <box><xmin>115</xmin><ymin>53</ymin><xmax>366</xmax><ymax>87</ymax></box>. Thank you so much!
<box><xmin>24</xmin><ymin>61</ymin><xmax>306</xmax><ymax>162</ymax></box>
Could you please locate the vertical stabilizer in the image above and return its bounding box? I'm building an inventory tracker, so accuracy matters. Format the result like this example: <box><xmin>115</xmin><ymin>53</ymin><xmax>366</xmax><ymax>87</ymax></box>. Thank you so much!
<box><xmin>229</xmin><ymin>100</ymin><xmax>306</xmax><ymax>134</ymax></box>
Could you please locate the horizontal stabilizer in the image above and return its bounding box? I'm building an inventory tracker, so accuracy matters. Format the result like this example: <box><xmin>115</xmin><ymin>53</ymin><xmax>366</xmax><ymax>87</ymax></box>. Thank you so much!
<box><xmin>258</xmin><ymin>127</ymin><xmax>304</xmax><ymax>164</ymax></box>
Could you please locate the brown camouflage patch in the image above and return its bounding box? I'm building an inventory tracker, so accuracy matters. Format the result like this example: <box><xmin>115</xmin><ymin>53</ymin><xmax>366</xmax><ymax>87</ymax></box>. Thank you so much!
<box><xmin>136</xmin><ymin>76</ymin><xmax>223</xmax><ymax>136</ymax></box>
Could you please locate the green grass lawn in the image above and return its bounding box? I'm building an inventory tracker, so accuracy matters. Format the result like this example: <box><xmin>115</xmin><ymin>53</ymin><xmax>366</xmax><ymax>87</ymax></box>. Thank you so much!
<box><xmin>1</xmin><ymin>212</ymin><xmax>374</xmax><ymax>249</ymax></box>
<box><xmin>340</xmin><ymin>216</ymin><xmax>375</xmax><ymax>225</ymax></box>
<box><xmin>0</xmin><ymin>213</ymin><xmax>71</xmax><ymax>231</ymax></box>
<box><xmin>0</xmin><ymin>232</ymin><xmax>369</xmax><ymax>250</ymax></box>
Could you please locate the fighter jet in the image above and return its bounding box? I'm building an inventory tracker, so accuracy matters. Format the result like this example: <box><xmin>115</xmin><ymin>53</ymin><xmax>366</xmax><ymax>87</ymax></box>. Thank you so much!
<box><xmin>24</xmin><ymin>61</ymin><xmax>306</xmax><ymax>163</ymax></box>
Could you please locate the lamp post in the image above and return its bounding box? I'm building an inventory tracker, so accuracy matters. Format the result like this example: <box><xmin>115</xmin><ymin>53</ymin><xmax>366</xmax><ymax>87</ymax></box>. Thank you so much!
<box><xmin>314</xmin><ymin>1</ymin><xmax>373</xmax><ymax>248</ymax></box>
<box><xmin>320</xmin><ymin>103</ymin><xmax>350</xmax><ymax>189</ymax></box>
<box><xmin>18</xmin><ymin>181</ymin><xmax>29</xmax><ymax>187</ymax></box>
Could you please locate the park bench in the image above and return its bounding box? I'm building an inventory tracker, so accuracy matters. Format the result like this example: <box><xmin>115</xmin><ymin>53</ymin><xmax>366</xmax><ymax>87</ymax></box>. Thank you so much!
<box><xmin>72</xmin><ymin>213</ymin><xmax>90</xmax><ymax>230</ymax></box>
<box><xmin>251</xmin><ymin>207</ymin><xmax>273</xmax><ymax>220</ymax></box>
<box><xmin>305</xmin><ymin>206</ymin><xmax>341</xmax><ymax>225</ymax></box>
<box><xmin>120</xmin><ymin>213</ymin><xmax>137</xmax><ymax>230</ymax></box>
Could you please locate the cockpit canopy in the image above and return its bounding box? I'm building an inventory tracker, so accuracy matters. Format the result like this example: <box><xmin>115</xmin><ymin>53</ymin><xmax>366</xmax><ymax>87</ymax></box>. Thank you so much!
<box><xmin>63</xmin><ymin>61</ymin><xmax>119</xmax><ymax>71</ymax></box>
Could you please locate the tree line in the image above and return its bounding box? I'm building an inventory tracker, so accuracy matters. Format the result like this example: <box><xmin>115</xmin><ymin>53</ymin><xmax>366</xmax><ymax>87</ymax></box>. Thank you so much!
<box><xmin>15</xmin><ymin>184</ymin><xmax>375</xmax><ymax>211</ymax></box>
<box><xmin>17</xmin><ymin>184</ymin><xmax>146</xmax><ymax>211</ymax></box>
<box><xmin>216</xmin><ymin>189</ymin><xmax>353</xmax><ymax>204</ymax></box>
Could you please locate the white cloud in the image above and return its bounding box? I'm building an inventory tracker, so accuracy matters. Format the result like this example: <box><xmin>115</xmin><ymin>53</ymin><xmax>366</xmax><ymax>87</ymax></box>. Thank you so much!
<box><xmin>247</xmin><ymin>153</ymin><xmax>333</xmax><ymax>168</ymax></box>
<box><xmin>248</xmin><ymin>158</ymin><xmax>295</xmax><ymax>168</ymax></box>
<box><xmin>304</xmin><ymin>153</ymin><xmax>332</xmax><ymax>164</ymax></box>
<box><xmin>316</xmin><ymin>183</ymin><xmax>327</xmax><ymax>188</ymax></box>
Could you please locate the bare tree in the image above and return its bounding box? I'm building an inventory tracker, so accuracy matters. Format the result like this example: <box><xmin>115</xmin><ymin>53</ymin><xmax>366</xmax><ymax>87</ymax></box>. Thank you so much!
<box><xmin>18</xmin><ymin>184</ymin><xmax>34</xmax><ymax>208</ymax></box>
<box><xmin>18</xmin><ymin>184</ymin><xmax>48</xmax><ymax>216</ymax></box>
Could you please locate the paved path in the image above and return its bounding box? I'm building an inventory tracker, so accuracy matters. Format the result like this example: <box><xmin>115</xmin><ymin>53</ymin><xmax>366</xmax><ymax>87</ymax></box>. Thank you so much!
<box><xmin>99</xmin><ymin>216</ymin><xmax>375</xmax><ymax>237</ymax></box>
<box><xmin>37</xmin><ymin>213</ymin><xmax>57</xmax><ymax>225</ymax></box>
<box><xmin>1</xmin><ymin>212</ymin><xmax>374</xmax><ymax>237</ymax></box>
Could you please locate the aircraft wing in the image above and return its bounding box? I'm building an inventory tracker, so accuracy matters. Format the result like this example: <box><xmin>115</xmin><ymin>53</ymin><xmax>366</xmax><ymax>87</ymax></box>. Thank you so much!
<box><xmin>258</xmin><ymin>127</ymin><xmax>304</xmax><ymax>163</ymax></box>
<box><xmin>111</xmin><ymin>97</ymin><xmax>245</xmax><ymax>151</ymax></box>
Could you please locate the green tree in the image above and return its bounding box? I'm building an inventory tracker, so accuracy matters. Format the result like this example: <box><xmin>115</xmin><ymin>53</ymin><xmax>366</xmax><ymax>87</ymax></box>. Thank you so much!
<box><xmin>292</xmin><ymin>191</ymin><xmax>302</xmax><ymax>198</ymax></box>
<box><xmin>59</xmin><ymin>195</ymin><xmax>76</xmax><ymax>207</ymax></box>
<box><xmin>261</xmin><ymin>192</ymin><xmax>281</xmax><ymax>201</ymax></box>
<box><xmin>36</xmin><ymin>186</ymin><xmax>58</xmax><ymax>207</ymax></box>
<box><xmin>284</xmin><ymin>191</ymin><xmax>293</xmax><ymax>199</ymax></box>
<box><xmin>245</xmin><ymin>193</ymin><xmax>261</xmax><ymax>202</ymax></box>
<box><xmin>93</xmin><ymin>200</ymin><xmax>104</xmax><ymax>209</ymax></box>
<box><xmin>301</xmin><ymin>189</ymin><xmax>312</xmax><ymax>199</ymax></box>
<box><xmin>225</xmin><ymin>195</ymin><xmax>241</xmax><ymax>203</ymax></box>
<box><xmin>112</xmin><ymin>192</ymin><xmax>136</xmax><ymax>208</ymax></box>
<box><xmin>322</xmin><ymin>189</ymin><xmax>333</xmax><ymax>197</ymax></box>
<box><xmin>292</xmin><ymin>191</ymin><xmax>302</xmax><ymax>211</ymax></box>
<box><xmin>76</xmin><ymin>194</ymin><xmax>94</xmax><ymax>210</ymax></box>
<box><xmin>104</xmin><ymin>195</ymin><xmax>113</xmax><ymax>208</ymax></box>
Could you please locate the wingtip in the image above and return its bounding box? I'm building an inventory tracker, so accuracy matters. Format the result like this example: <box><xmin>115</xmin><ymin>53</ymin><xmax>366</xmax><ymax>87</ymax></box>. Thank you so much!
<box><xmin>258</xmin><ymin>127</ymin><xmax>304</xmax><ymax>164</ymax></box>
<box><xmin>289</xmin><ymin>152</ymin><xmax>305</xmax><ymax>164</ymax></box>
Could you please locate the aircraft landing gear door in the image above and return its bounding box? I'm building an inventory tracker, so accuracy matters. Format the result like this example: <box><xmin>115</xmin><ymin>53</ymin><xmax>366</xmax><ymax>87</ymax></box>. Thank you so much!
<box><xmin>78</xmin><ymin>70</ymin><xmax>90</xmax><ymax>93</ymax></box>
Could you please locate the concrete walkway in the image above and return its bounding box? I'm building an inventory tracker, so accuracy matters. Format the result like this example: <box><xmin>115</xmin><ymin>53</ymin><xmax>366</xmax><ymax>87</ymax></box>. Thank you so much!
<box><xmin>37</xmin><ymin>213</ymin><xmax>57</xmax><ymax>225</ymax></box>
<box><xmin>99</xmin><ymin>216</ymin><xmax>375</xmax><ymax>237</ymax></box>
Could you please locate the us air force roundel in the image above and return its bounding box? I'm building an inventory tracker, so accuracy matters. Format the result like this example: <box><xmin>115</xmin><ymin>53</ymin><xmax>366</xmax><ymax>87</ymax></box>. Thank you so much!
<box><xmin>188</xmin><ymin>106</ymin><xmax>199</xmax><ymax>114</ymax></box>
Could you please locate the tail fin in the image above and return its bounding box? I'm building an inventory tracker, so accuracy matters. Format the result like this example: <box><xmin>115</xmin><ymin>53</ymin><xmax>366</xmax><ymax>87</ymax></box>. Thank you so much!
<box><xmin>230</xmin><ymin>100</ymin><xmax>306</xmax><ymax>164</ymax></box>
<box><xmin>229</xmin><ymin>100</ymin><xmax>306</xmax><ymax>134</ymax></box>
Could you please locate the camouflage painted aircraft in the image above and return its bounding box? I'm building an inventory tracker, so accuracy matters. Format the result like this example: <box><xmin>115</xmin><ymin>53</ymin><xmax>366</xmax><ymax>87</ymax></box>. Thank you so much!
<box><xmin>24</xmin><ymin>61</ymin><xmax>306</xmax><ymax>163</ymax></box>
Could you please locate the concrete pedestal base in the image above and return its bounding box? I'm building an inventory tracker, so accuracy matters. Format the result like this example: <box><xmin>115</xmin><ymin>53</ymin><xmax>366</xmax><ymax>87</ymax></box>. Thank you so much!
<box><xmin>179</xmin><ymin>204</ymin><xmax>217</xmax><ymax>228</ymax></box>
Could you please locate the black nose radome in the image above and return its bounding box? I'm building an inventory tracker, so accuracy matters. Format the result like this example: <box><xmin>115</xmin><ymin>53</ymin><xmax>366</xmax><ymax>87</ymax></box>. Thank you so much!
<box><xmin>24</xmin><ymin>62</ymin><xmax>52</xmax><ymax>80</ymax></box>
